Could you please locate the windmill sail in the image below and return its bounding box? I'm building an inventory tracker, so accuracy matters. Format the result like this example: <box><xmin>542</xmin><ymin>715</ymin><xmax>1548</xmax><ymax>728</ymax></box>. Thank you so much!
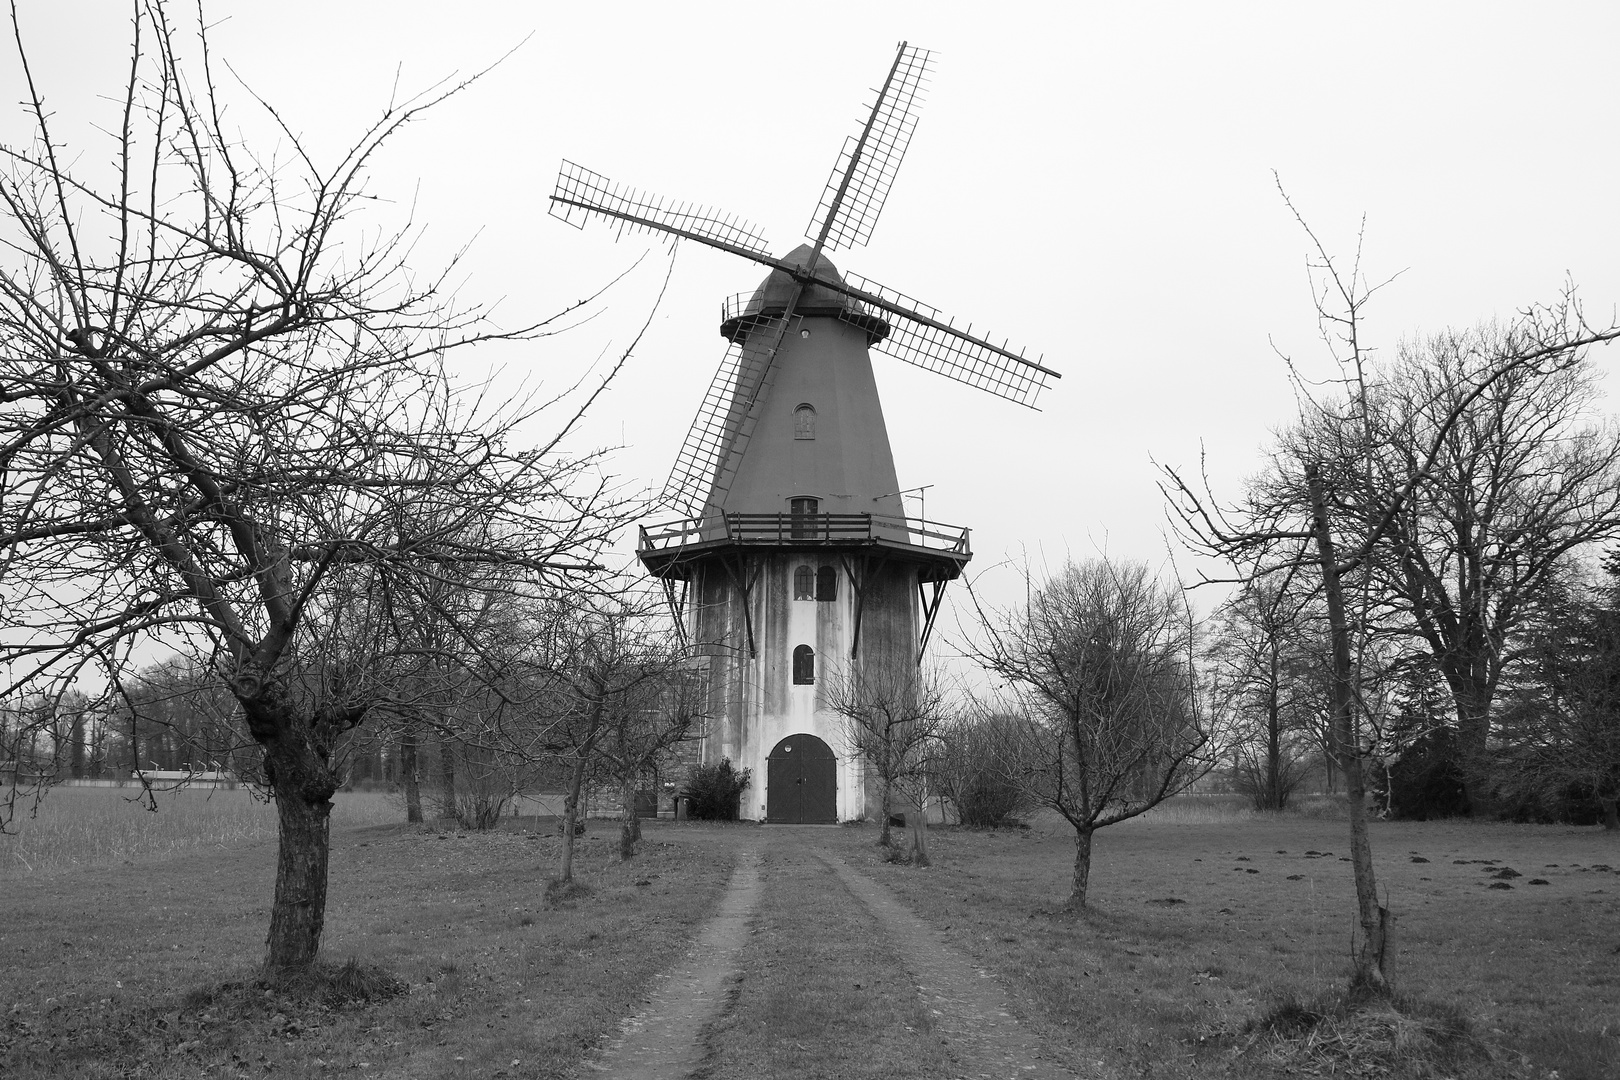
<box><xmin>549</xmin><ymin>160</ymin><xmax>773</xmax><ymax>259</ymax></box>
<box><xmin>835</xmin><ymin>271</ymin><xmax>1056</xmax><ymax>408</ymax></box>
<box><xmin>661</xmin><ymin>312</ymin><xmax>790</xmax><ymax>517</ymax></box>
<box><xmin>806</xmin><ymin>43</ymin><xmax>934</xmax><ymax>253</ymax></box>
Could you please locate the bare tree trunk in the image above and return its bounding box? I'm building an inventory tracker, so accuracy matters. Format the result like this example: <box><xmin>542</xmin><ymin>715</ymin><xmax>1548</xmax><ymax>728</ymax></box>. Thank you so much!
<box><xmin>400</xmin><ymin>722</ymin><xmax>423</xmax><ymax>824</ymax></box>
<box><xmin>909</xmin><ymin>794</ymin><xmax>930</xmax><ymax>867</ymax></box>
<box><xmin>879</xmin><ymin>770</ymin><xmax>894</xmax><ymax>847</ymax></box>
<box><xmin>558</xmin><ymin>751</ymin><xmax>589</xmax><ymax>882</ymax></box>
<box><xmin>1265</xmin><ymin>681</ymin><xmax>1284</xmax><ymax>810</ymax></box>
<box><xmin>619</xmin><ymin>776</ymin><xmax>640</xmax><ymax>860</ymax></box>
<box><xmin>249</xmin><ymin>693</ymin><xmax>341</xmax><ymax>974</ymax></box>
<box><xmin>1309</xmin><ymin>465</ymin><xmax>1388</xmax><ymax>993</ymax></box>
<box><xmin>1602</xmin><ymin>797</ymin><xmax>1619</xmax><ymax>831</ymax></box>
<box><xmin>1068</xmin><ymin>825</ymin><xmax>1093</xmax><ymax>908</ymax></box>
<box><xmin>1452</xmin><ymin>683</ymin><xmax>1497</xmax><ymax>819</ymax></box>
<box><xmin>436</xmin><ymin>727</ymin><xmax>456</xmax><ymax>820</ymax></box>
<box><xmin>69</xmin><ymin>713</ymin><xmax>87</xmax><ymax>779</ymax></box>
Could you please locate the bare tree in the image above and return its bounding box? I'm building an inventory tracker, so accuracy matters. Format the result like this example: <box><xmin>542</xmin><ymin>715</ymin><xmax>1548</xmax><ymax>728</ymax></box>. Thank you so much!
<box><xmin>1281</xmin><ymin>329</ymin><xmax>1620</xmax><ymax>814</ymax></box>
<box><xmin>594</xmin><ymin>655</ymin><xmax>706</xmax><ymax>861</ymax></box>
<box><xmin>1160</xmin><ymin>186</ymin><xmax>1620</xmax><ymax>991</ymax></box>
<box><xmin>932</xmin><ymin>709</ymin><xmax>1040</xmax><ymax>827</ymax></box>
<box><xmin>0</xmin><ymin>5</ymin><xmax>634</xmax><ymax>972</ymax></box>
<box><xmin>501</xmin><ymin>586</ymin><xmax>698</xmax><ymax>882</ymax></box>
<box><xmin>1207</xmin><ymin>579</ymin><xmax>1322</xmax><ymax>810</ymax></box>
<box><xmin>969</xmin><ymin>557</ymin><xmax>1212</xmax><ymax>908</ymax></box>
<box><xmin>826</xmin><ymin>661</ymin><xmax>952</xmax><ymax>863</ymax></box>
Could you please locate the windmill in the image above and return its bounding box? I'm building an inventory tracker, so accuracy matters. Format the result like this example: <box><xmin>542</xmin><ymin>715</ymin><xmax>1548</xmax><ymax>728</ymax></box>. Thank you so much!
<box><xmin>549</xmin><ymin>42</ymin><xmax>1058</xmax><ymax>823</ymax></box>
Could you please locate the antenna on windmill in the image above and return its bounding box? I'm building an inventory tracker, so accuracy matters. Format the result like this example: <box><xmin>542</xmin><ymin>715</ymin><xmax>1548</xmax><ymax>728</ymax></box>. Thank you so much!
<box><xmin>548</xmin><ymin>41</ymin><xmax>1060</xmax><ymax>519</ymax></box>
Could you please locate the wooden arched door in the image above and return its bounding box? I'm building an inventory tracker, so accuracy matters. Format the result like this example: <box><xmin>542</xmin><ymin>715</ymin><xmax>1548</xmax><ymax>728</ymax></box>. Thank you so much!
<box><xmin>766</xmin><ymin>733</ymin><xmax>837</xmax><ymax>823</ymax></box>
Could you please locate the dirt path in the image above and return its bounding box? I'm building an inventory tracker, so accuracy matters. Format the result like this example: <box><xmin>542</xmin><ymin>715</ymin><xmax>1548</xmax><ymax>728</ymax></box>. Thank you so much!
<box><xmin>817</xmin><ymin>852</ymin><xmax>1088</xmax><ymax>1080</ymax></box>
<box><xmin>585</xmin><ymin>832</ymin><xmax>1089</xmax><ymax>1080</ymax></box>
<box><xmin>581</xmin><ymin>848</ymin><xmax>763</xmax><ymax>1079</ymax></box>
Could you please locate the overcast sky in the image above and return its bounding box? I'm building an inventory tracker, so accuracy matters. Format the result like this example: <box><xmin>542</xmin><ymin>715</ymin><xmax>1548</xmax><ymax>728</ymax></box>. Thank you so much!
<box><xmin>8</xmin><ymin>2</ymin><xmax>1619</xmax><ymax>643</ymax></box>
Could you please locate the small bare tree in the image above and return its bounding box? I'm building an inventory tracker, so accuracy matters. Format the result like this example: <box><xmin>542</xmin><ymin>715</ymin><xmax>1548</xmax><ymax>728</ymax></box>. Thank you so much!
<box><xmin>1207</xmin><ymin>579</ymin><xmax>1320</xmax><ymax>810</ymax></box>
<box><xmin>826</xmin><ymin>661</ymin><xmax>952</xmax><ymax>864</ymax></box>
<box><xmin>500</xmin><ymin>585</ymin><xmax>700</xmax><ymax>881</ymax></box>
<box><xmin>969</xmin><ymin>557</ymin><xmax>1212</xmax><ymax>907</ymax></box>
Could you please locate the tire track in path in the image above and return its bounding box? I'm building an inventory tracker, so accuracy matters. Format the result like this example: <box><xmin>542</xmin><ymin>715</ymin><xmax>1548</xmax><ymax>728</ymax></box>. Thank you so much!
<box><xmin>580</xmin><ymin>848</ymin><xmax>762</xmax><ymax>1079</ymax></box>
<box><xmin>817</xmin><ymin>851</ymin><xmax>1092</xmax><ymax>1080</ymax></box>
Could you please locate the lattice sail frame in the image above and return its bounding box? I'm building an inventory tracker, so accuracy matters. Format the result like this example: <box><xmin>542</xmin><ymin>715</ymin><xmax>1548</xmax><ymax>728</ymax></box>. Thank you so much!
<box><xmin>660</xmin><ymin>313</ymin><xmax>790</xmax><ymax>517</ymax></box>
<box><xmin>806</xmin><ymin>44</ymin><xmax>933</xmax><ymax>253</ymax></box>
<box><xmin>837</xmin><ymin>272</ymin><xmax>1052</xmax><ymax>408</ymax></box>
<box><xmin>549</xmin><ymin>160</ymin><xmax>772</xmax><ymax>257</ymax></box>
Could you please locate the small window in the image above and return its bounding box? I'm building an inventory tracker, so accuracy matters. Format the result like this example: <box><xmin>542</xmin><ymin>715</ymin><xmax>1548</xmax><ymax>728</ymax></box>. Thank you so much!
<box><xmin>793</xmin><ymin>644</ymin><xmax>815</xmax><ymax>685</ymax></box>
<box><xmin>790</xmin><ymin>496</ymin><xmax>819</xmax><ymax>539</ymax></box>
<box><xmin>816</xmin><ymin>565</ymin><xmax>837</xmax><ymax>602</ymax></box>
<box><xmin>794</xmin><ymin>404</ymin><xmax>816</xmax><ymax>440</ymax></box>
<box><xmin>794</xmin><ymin>565</ymin><xmax>814</xmax><ymax>600</ymax></box>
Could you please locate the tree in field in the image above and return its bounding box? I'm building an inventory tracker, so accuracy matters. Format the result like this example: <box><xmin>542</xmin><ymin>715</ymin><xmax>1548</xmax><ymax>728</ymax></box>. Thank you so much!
<box><xmin>1504</xmin><ymin>555</ymin><xmax>1620</xmax><ymax>828</ymax></box>
<box><xmin>0</xmin><ymin>5</ymin><xmax>634</xmax><ymax>972</ymax></box>
<box><xmin>969</xmin><ymin>558</ymin><xmax>1212</xmax><ymax>907</ymax></box>
<box><xmin>1162</xmin><ymin>190</ymin><xmax>1620</xmax><ymax>991</ymax></box>
<box><xmin>932</xmin><ymin>710</ymin><xmax>1040</xmax><ymax>828</ymax></box>
<box><xmin>593</xmin><ymin>655</ymin><xmax>706</xmax><ymax>860</ymax></box>
<box><xmin>503</xmin><ymin>586</ymin><xmax>701</xmax><ymax>880</ymax></box>
<box><xmin>1207</xmin><ymin>579</ymin><xmax>1319</xmax><ymax>810</ymax></box>
<box><xmin>1279</xmin><ymin>327</ymin><xmax>1620</xmax><ymax>814</ymax></box>
<box><xmin>826</xmin><ymin>661</ymin><xmax>952</xmax><ymax>864</ymax></box>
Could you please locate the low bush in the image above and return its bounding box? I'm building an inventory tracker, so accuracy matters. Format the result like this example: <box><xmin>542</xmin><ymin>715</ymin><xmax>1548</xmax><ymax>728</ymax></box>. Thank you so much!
<box><xmin>681</xmin><ymin>758</ymin><xmax>750</xmax><ymax>820</ymax></box>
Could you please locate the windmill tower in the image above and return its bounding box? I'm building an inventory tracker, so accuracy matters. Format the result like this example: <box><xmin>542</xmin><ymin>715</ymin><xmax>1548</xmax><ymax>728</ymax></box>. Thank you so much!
<box><xmin>550</xmin><ymin>43</ymin><xmax>1059</xmax><ymax>823</ymax></box>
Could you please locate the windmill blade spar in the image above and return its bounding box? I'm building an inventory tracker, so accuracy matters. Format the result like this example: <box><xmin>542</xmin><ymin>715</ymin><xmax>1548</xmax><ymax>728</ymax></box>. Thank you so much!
<box><xmin>550</xmin><ymin>160</ymin><xmax>775</xmax><ymax>263</ymax></box>
<box><xmin>828</xmin><ymin>271</ymin><xmax>1058</xmax><ymax>408</ymax></box>
<box><xmin>661</xmin><ymin>315</ymin><xmax>791</xmax><ymax>517</ymax></box>
<box><xmin>806</xmin><ymin>43</ymin><xmax>933</xmax><ymax>254</ymax></box>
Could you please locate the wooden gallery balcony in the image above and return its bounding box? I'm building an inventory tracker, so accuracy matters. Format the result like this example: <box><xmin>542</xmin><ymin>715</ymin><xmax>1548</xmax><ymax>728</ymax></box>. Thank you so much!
<box><xmin>636</xmin><ymin>512</ymin><xmax>971</xmax><ymax>582</ymax></box>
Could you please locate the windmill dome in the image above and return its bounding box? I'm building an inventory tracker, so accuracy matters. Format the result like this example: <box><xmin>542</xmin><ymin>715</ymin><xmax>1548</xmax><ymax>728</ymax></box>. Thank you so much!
<box><xmin>721</xmin><ymin>243</ymin><xmax>888</xmax><ymax>345</ymax></box>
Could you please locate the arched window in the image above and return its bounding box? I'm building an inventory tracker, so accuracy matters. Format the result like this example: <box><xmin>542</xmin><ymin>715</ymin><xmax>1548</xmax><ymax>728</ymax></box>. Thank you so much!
<box><xmin>794</xmin><ymin>404</ymin><xmax>816</xmax><ymax>440</ymax></box>
<box><xmin>816</xmin><ymin>565</ymin><xmax>837</xmax><ymax>602</ymax></box>
<box><xmin>794</xmin><ymin>565</ymin><xmax>814</xmax><ymax>600</ymax></box>
<box><xmin>793</xmin><ymin>644</ymin><xmax>815</xmax><ymax>685</ymax></box>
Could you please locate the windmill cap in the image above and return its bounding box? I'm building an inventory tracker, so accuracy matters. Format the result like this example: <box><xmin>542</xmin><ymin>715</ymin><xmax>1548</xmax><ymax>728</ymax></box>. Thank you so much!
<box><xmin>721</xmin><ymin>243</ymin><xmax>888</xmax><ymax>346</ymax></box>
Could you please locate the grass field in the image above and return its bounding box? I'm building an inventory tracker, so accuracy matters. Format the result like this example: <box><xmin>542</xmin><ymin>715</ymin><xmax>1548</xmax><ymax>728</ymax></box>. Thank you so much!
<box><xmin>1</xmin><ymin>794</ymin><xmax>1615</xmax><ymax>1079</ymax></box>
<box><xmin>860</xmin><ymin>810</ymin><xmax>1620</xmax><ymax>1079</ymax></box>
<box><xmin>0</xmin><ymin>785</ymin><xmax>401</xmax><ymax>875</ymax></box>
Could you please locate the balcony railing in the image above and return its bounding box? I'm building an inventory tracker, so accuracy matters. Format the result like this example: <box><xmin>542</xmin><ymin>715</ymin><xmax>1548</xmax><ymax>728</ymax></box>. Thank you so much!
<box><xmin>638</xmin><ymin>512</ymin><xmax>970</xmax><ymax>559</ymax></box>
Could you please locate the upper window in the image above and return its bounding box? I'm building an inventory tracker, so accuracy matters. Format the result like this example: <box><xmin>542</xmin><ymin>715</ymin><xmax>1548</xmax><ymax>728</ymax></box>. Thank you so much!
<box><xmin>794</xmin><ymin>565</ymin><xmax>814</xmax><ymax>600</ymax></box>
<box><xmin>794</xmin><ymin>404</ymin><xmax>816</xmax><ymax>440</ymax></box>
<box><xmin>793</xmin><ymin>644</ymin><xmax>815</xmax><ymax>685</ymax></box>
<box><xmin>816</xmin><ymin>565</ymin><xmax>838</xmax><ymax>602</ymax></box>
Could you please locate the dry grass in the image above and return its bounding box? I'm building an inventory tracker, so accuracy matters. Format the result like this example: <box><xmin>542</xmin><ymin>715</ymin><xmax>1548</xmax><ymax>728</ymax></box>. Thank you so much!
<box><xmin>843</xmin><ymin>807</ymin><xmax>1620</xmax><ymax>1080</ymax></box>
<box><xmin>0</xmin><ymin>816</ymin><xmax>736</xmax><ymax>1079</ymax></box>
<box><xmin>0</xmin><ymin>785</ymin><xmax>401</xmax><ymax>875</ymax></box>
<box><xmin>5</xmin><ymin>795</ymin><xmax>1616</xmax><ymax>1079</ymax></box>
